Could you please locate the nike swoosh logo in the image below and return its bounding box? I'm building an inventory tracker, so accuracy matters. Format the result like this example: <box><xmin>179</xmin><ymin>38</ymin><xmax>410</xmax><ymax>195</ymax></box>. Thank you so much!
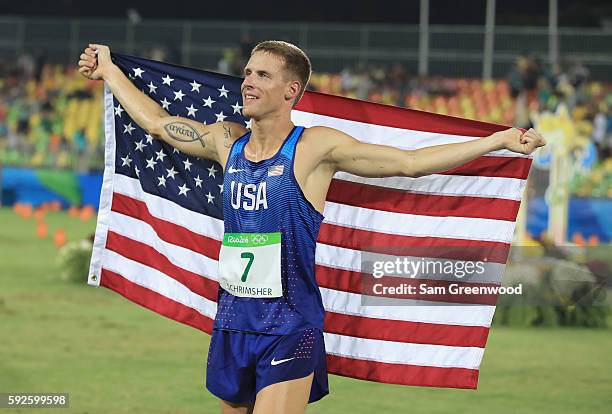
<box><xmin>228</xmin><ymin>166</ymin><xmax>245</xmax><ymax>173</ymax></box>
<box><xmin>270</xmin><ymin>357</ymin><xmax>295</xmax><ymax>366</ymax></box>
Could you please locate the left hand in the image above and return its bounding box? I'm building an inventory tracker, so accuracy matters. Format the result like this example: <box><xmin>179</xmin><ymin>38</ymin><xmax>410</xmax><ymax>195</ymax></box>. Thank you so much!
<box><xmin>495</xmin><ymin>127</ymin><xmax>547</xmax><ymax>155</ymax></box>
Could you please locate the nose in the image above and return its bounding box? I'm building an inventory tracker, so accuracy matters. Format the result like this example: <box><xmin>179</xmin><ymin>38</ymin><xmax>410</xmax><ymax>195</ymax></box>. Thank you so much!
<box><xmin>241</xmin><ymin>74</ymin><xmax>254</xmax><ymax>91</ymax></box>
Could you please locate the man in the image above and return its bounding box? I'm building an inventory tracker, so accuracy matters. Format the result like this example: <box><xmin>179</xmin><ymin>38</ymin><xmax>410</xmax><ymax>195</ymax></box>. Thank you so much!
<box><xmin>78</xmin><ymin>40</ymin><xmax>546</xmax><ymax>414</ymax></box>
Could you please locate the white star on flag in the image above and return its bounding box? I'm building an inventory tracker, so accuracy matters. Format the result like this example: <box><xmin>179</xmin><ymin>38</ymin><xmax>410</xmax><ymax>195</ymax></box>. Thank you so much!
<box><xmin>218</xmin><ymin>183</ymin><xmax>223</xmax><ymax>193</ymax></box>
<box><xmin>218</xmin><ymin>85</ymin><xmax>229</xmax><ymax>98</ymax></box>
<box><xmin>134</xmin><ymin>165</ymin><xmax>140</xmax><ymax>177</ymax></box>
<box><xmin>173</xmin><ymin>148</ymin><xmax>180</xmax><ymax>154</ymax></box>
<box><xmin>114</xmin><ymin>104</ymin><xmax>124</xmax><ymax>117</ymax></box>
<box><xmin>121</xmin><ymin>154</ymin><xmax>132</xmax><ymax>167</ymax></box>
<box><xmin>190</xmin><ymin>80</ymin><xmax>202</xmax><ymax>92</ymax></box>
<box><xmin>161</xmin><ymin>74</ymin><xmax>174</xmax><ymax>85</ymax></box>
<box><xmin>194</xmin><ymin>175</ymin><xmax>203</xmax><ymax>188</ymax></box>
<box><xmin>205</xmin><ymin>192</ymin><xmax>215</xmax><ymax>203</ymax></box>
<box><xmin>133</xmin><ymin>67</ymin><xmax>145</xmax><ymax>78</ymax></box>
<box><xmin>186</xmin><ymin>104</ymin><xmax>198</xmax><ymax>117</ymax></box>
<box><xmin>123</xmin><ymin>122</ymin><xmax>135</xmax><ymax>135</ymax></box>
<box><xmin>245</xmin><ymin>119</ymin><xmax>252</xmax><ymax>129</ymax></box>
<box><xmin>231</xmin><ymin>102</ymin><xmax>243</xmax><ymax>114</ymax></box>
<box><xmin>207</xmin><ymin>164</ymin><xmax>218</xmax><ymax>178</ymax></box>
<box><xmin>160</xmin><ymin>98</ymin><xmax>171</xmax><ymax>110</ymax></box>
<box><xmin>135</xmin><ymin>140</ymin><xmax>146</xmax><ymax>152</ymax></box>
<box><xmin>147</xmin><ymin>81</ymin><xmax>157</xmax><ymax>94</ymax></box>
<box><xmin>178</xmin><ymin>183</ymin><xmax>191</xmax><ymax>197</ymax></box>
<box><xmin>156</xmin><ymin>149</ymin><xmax>167</xmax><ymax>161</ymax></box>
<box><xmin>215</xmin><ymin>111</ymin><xmax>227</xmax><ymax>122</ymax></box>
<box><xmin>173</xmin><ymin>90</ymin><xmax>186</xmax><ymax>101</ymax></box>
<box><xmin>202</xmin><ymin>96</ymin><xmax>215</xmax><ymax>108</ymax></box>
<box><xmin>157</xmin><ymin>175</ymin><xmax>166</xmax><ymax>187</ymax></box>
<box><xmin>183</xmin><ymin>158</ymin><xmax>193</xmax><ymax>171</ymax></box>
<box><xmin>145</xmin><ymin>133</ymin><xmax>154</xmax><ymax>144</ymax></box>
<box><xmin>166</xmin><ymin>167</ymin><xmax>178</xmax><ymax>179</ymax></box>
<box><xmin>146</xmin><ymin>157</ymin><xmax>157</xmax><ymax>170</ymax></box>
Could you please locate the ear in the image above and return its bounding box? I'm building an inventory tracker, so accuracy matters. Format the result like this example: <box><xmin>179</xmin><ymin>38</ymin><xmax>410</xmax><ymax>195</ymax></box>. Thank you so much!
<box><xmin>285</xmin><ymin>80</ymin><xmax>301</xmax><ymax>103</ymax></box>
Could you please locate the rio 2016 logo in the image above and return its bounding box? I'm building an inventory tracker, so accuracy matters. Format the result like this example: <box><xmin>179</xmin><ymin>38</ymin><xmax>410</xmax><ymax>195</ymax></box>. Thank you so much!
<box><xmin>251</xmin><ymin>234</ymin><xmax>269</xmax><ymax>245</ymax></box>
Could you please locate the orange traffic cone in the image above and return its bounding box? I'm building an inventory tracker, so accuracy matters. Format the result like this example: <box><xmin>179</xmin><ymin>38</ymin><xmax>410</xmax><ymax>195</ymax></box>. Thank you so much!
<box><xmin>36</xmin><ymin>222</ymin><xmax>48</xmax><ymax>238</ymax></box>
<box><xmin>571</xmin><ymin>232</ymin><xmax>585</xmax><ymax>246</ymax></box>
<box><xmin>54</xmin><ymin>228</ymin><xmax>67</xmax><ymax>248</ymax></box>
<box><xmin>80</xmin><ymin>205</ymin><xmax>94</xmax><ymax>222</ymax></box>
<box><xmin>588</xmin><ymin>234</ymin><xmax>600</xmax><ymax>246</ymax></box>
<box><xmin>22</xmin><ymin>204</ymin><xmax>33</xmax><ymax>220</ymax></box>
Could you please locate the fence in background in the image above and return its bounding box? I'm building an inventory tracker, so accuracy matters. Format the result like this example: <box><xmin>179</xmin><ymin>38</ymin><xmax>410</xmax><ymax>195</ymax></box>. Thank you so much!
<box><xmin>1</xmin><ymin>16</ymin><xmax>612</xmax><ymax>79</ymax></box>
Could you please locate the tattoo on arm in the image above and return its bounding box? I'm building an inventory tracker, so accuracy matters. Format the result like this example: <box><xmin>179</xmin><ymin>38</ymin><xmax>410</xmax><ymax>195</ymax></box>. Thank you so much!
<box><xmin>222</xmin><ymin>123</ymin><xmax>233</xmax><ymax>148</ymax></box>
<box><xmin>163</xmin><ymin>121</ymin><xmax>209</xmax><ymax>149</ymax></box>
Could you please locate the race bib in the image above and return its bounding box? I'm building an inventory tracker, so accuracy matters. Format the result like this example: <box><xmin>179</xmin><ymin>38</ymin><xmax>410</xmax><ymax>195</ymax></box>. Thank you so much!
<box><xmin>218</xmin><ymin>232</ymin><xmax>282</xmax><ymax>298</ymax></box>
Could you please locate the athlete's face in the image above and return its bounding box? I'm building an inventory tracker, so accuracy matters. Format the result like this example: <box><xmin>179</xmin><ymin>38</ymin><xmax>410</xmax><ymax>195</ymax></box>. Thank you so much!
<box><xmin>241</xmin><ymin>52</ymin><xmax>300</xmax><ymax>120</ymax></box>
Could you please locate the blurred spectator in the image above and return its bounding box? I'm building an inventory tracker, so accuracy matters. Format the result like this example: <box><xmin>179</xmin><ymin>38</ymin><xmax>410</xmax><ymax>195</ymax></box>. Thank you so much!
<box><xmin>0</xmin><ymin>53</ymin><xmax>103</xmax><ymax>171</ymax></box>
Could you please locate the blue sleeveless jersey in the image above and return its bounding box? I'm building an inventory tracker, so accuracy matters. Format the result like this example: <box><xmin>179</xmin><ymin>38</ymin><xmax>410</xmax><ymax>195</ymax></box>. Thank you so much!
<box><xmin>214</xmin><ymin>126</ymin><xmax>325</xmax><ymax>334</ymax></box>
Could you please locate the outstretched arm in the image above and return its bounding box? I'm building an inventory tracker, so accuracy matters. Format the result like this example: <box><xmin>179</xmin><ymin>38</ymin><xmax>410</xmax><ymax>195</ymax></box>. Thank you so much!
<box><xmin>322</xmin><ymin>126</ymin><xmax>546</xmax><ymax>178</ymax></box>
<box><xmin>78</xmin><ymin>44</ymin><xmax>246</xmax><ymax>164</ymax></box>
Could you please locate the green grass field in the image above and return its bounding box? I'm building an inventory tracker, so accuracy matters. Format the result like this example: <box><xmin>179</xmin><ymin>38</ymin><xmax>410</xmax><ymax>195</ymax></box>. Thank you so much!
<box><xmin>1</xmin><ymin>206</ymin><xmax>611</xmax><ymax>414</ymax></box>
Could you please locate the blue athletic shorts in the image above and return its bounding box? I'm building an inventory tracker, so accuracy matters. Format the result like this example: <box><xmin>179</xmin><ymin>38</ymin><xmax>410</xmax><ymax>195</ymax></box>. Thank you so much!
<box><xmin>205</xmin><ymin>327</ymin><xmax>329</xmax><ymax>404</ymax></box>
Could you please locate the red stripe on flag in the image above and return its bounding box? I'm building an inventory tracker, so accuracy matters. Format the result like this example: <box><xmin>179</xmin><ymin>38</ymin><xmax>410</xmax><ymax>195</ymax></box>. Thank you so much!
<box><xmin>328</xmin><ymin>179</ymin><xmax>520</xmax><ymax>221</ymax></box>
<box><xmin>318</xmin><ymin>223</ymin><xmax>510</xmax><ymax>264</ymax></box>
<box><xmin>297</xmin><ymin>90</ymin><xmax>505</xmax><ymax>137</ymax></box>
<box><xmin>105</xmin><ymin>231</ymin><xmax>219</xmax><ymax>302</ymax></box>
<box><xmin>111</xmin><ymin>192</ymin><xmax>221</xmax><ymax>260</ymax></box>
<box><xmin>326</xmin><ymin>354</ymin><xmax>479</xmax><ymax>389</ymax></box>
<box><xmin>441</xmin><ymin>156</ymin><xmax>532</xmax><ymax>179</ymax></box>
<box><xmin>316</xmin><ymin>265</ymin><xmax>499</xmax><ymax>305</ymax></box>
<box><xmin>100</xmin><ymin>268</ymin><xmax>213</xmax><ymax>334</ymax></box>
<box><xmin>324</xmin><ymin>311</ymin><xmax>489</xmax><ymax>347</ymax></box>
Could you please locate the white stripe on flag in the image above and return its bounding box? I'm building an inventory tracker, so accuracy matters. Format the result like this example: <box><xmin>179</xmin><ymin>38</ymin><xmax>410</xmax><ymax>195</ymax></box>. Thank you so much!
<box><xmin>335</xmin><ymin>172</ymin><xmax>526</xmax><ymax>200</ymax></box>
<box><xmin>89</xmin><ymin>85</ymin><xmax>119</xmax><ymax>286</ymax></box>
<box><xmin>291</xmin><ymin>110</ymin><xmax>530</xmax><ymax>158</ymax></box>
<box><xmin>323</xmin><ymin>332</ymin><xmax>485</xmax><ymax>369</ymax></box>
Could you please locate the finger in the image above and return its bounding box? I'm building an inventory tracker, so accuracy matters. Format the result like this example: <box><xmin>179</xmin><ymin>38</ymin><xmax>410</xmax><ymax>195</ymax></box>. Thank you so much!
<box><xmin>78</xmin><ymin>59</ymin><xmax>95</xmax><ymax>68</ymax></box>
<box><xmin>520</xmin><ymin>136</ymin><xmax>536</xmax><ymax>144</ymax></box>
<box><xmin>80</xmin><ymin>53</ymin><xmax>94</xmax><ymax>63</ymax></box>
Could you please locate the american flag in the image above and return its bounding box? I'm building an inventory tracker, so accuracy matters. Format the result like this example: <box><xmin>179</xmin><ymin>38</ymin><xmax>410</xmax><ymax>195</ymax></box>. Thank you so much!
<box><xmin>88</xmin><ymin>53</ymin><xmax>532</xmax><ymax>389</ymax></box>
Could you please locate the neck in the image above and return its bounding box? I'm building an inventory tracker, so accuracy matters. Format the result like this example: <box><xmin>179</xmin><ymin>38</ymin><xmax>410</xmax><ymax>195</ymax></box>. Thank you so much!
<box><xmin>247</xmin><ymin>111</ymin><xmax>294</xmax><ymax>159</ymax></box>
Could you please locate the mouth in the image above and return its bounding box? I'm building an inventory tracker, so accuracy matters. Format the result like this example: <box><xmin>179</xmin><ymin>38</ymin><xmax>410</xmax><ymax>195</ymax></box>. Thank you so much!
<box><xmin>243</xmin><ymin>94</ymin><xmax>259</xmax><ymax>102</ymax></box>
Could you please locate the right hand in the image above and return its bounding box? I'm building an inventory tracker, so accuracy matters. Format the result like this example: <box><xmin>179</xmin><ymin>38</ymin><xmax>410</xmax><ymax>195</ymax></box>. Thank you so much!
<box><xmin>78</xmin><ymin>43</ymin><xmax>112</xmax><ymax>81</ymax></box>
